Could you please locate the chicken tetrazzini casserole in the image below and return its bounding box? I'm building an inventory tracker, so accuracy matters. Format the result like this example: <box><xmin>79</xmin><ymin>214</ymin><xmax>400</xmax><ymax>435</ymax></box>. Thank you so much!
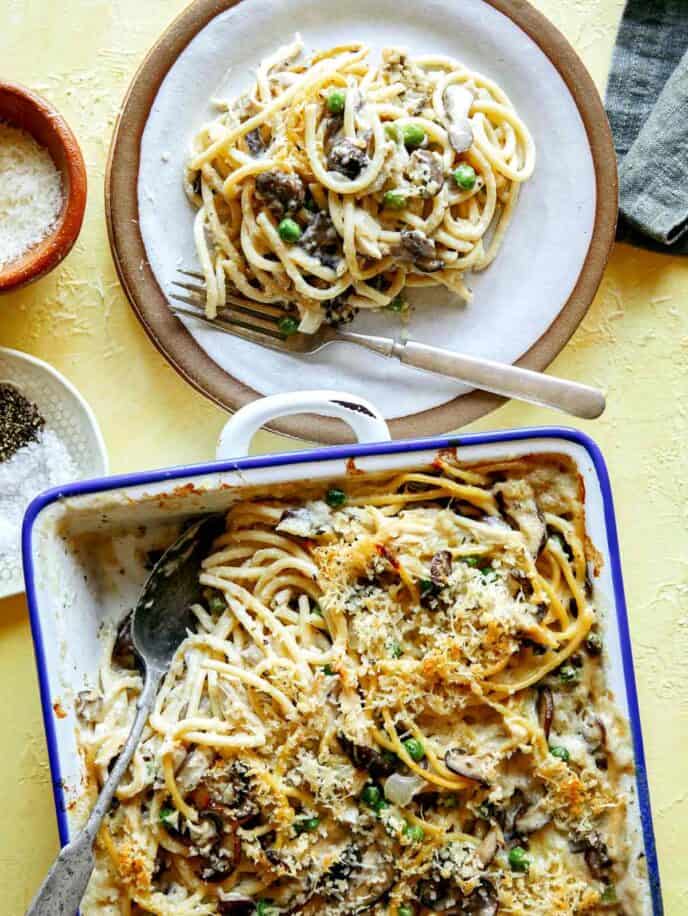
<box><xmin>77</xmin><ymin>452</ymin><xmax>648</xmax><ymax>915</ymax></box>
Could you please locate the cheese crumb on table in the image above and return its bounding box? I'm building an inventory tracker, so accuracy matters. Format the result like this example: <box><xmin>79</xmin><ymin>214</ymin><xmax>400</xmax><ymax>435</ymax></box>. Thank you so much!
<box><xmin>0</xmin><ymin>123</ymin><xmax>63</xmax><ymax>267</ymax></box>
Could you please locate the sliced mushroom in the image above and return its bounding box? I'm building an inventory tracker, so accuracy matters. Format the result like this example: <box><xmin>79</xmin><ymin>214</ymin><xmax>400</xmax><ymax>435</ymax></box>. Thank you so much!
<box><xmin>494</xmin><ymin>483</ymin><xmax>546</xmax><ymax>558</ymax></box>
<box><xmin>196</xmin><ymin>823</ymin><xmax>241</xmax><ymax>883</ymax></box>
<box><xmin>476</xmin><ymin>827</ymin><xmax>500</xmax><ymax>866</ymax></box>
<box><xmin>393</xmin><ymin>229</ymin><xmax>444</xmax><ymax>272</ymax></box>
<box><xmin>300</xmin><ymin>212</ymin><xmax>341</xmax><ymax>263</ymax></box>
<box><xmin>255</xmin><ymin>169</ymin><xmax>305</xmax><ymax>217</ymax></box>
<box><xmin>430</xmin><ymin>549</ymin><xmax>453</xmax><ymax>586</ymax></box>
<box><xmin>417</xmin><ymin>877</ymin><xmax>453</xmax><ymax>910</ymax></box>
<box><xmin>444</xmin><ymin>749</ymin><xmax>491</xmax><ymax>785</ymax></box>
<box><xmin>418</xmin><ymin>878</ymin><xmax>498</xmax><ymax>915</ymax></box>
<box><xmin>218</xmin><ymin>897</ymin><xmax>255</xmax><ymax>915</ymax></box>
<box><xmin>112</xmin><ymin>611</ymin><xmax>140</xmax><ymax>671</ymax></box>
<box><xmin>537</xmin><ymin>686</ymin><xmax>554</xmax><ymax>741</ymax></box>
<box><xmin>337</xmin><ymin>733</ymin><xmax>397</xmax><ymax>779</ymax></box>
<box><xmin>581</xmin><ymin>715</ymin><xmax>607</xmax><ymax>752</ymax></box>
<box><xmin>276</xmin><ymin>501</ymin><xmax>333</xmax><ymax>537</ymax></box>
<box><xmin>443</xmin><ymin>84</ymin><xmax>474</xmax><ymax>154</ymax></box>
<box><xmin>405</xmin><ymin>149</ymin><xmax>445</xmax><ymax>197</ymax></box>
<box><xmin>245</xmin><ymin>127</ymin><xmax>266</xmax><ymax>157</ymax></box>
<box><xmin>569</xmin><ymin>831</ymin><xmax>613</xmax><ymax>880</ymax></box>
<box><xmin>328</xmin><ymin>138</ymin><xmax>369</xmax><ymax>179</ymax></box>
<box><xmin>75</xmin><ymin>689</ymin><xmax>103</xmax><ymax>723</ymax></box>
<box><xmin>514</xmin><ymin>800</ymin><xmax>551</xmax><ymax>835</ymax></box>
<box><xmin>453</xmin><ymin>880</ymin><xmax>499</xmax><ymax>916</ymax></box>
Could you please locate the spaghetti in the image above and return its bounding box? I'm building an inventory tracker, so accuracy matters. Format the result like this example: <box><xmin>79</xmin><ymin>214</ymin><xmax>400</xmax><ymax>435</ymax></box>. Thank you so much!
<box><xmin>184</xmin><ymin>39</ymin><xmax>535</xmax><ymax>330</ymax></box>
<box><xmin>78</xmin><ymin>453</ymin><xmax>647</xmax><ymax>915</ymax></box>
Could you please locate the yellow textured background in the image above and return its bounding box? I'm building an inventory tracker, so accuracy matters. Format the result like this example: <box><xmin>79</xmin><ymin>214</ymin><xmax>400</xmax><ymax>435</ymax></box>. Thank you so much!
<box><xmin>0</xmin><ymin>0</ymin><xmax>685</xmax><ymax>912</ymax></box>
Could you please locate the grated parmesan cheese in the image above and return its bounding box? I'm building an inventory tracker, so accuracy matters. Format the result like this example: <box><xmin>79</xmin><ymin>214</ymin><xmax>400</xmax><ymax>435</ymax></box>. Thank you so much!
<box><xmin>0</xmin><ymin>123</ymin><xmax>63</xmax><ymax>267</ymax></box>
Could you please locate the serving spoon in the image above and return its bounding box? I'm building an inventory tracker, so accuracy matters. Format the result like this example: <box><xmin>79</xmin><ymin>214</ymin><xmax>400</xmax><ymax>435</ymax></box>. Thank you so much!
<box><xmin>27</xmin><ymin>514</ymin><xmax>225</xmax><ymax>916</ymax></box>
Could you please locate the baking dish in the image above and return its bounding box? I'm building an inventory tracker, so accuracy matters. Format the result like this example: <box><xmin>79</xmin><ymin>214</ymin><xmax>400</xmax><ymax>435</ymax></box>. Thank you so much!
<box><xmin>22</xmin><ymin>390</ymin><xmax>663</xmax><ymax>914</ymax></box>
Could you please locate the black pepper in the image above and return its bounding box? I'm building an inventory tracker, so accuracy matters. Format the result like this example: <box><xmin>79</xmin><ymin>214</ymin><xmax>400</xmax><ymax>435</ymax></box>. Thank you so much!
<box><xmin>0</xmin><ymin>383</ymin><xmax>44</xmax><ymax>462</ymax></box>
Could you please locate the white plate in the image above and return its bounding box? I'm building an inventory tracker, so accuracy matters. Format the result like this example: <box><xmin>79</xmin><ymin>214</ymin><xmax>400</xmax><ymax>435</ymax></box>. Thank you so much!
<box><xmin>0</xmin><ymin>347</ymin><xmax>108</xmax><ymax>598</ymax></box>
<box><xmin>137</xmin><ymin>0</ymin><xmax>600</xmax><ymax>419</ymax></box>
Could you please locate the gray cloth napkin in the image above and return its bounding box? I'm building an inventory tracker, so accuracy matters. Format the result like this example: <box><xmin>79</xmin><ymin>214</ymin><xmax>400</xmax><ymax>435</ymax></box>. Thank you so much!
<box><xmin>606</xmin><ymin>0</ymin><xmax>688</xmax><ymax>253</ymax></box>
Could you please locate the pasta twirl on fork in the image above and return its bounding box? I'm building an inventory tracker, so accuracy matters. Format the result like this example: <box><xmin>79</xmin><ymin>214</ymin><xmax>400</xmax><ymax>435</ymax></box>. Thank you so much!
<box><xmin>78</xmin><ymin>453</ymin><xmax>647</xmax><ymax>915</ymax></box>
<box><xmin>184</xmin><ymin>38</ymin><xmax>535</xmax><ymax>331</ymax></box>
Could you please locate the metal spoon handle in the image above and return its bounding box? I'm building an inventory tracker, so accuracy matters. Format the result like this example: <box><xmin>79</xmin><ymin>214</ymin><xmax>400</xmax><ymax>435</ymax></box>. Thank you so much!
<box><xmin>26</xmin><ymin>669</ymin><xmax>162</xmax><ymax>916</ymax></box>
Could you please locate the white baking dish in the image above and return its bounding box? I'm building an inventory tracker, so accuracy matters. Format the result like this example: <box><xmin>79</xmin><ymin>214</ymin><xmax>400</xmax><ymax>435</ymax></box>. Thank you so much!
<box><xmin>22</xmin><ymin>390</ymin><xmax>663</xmax><ymax>913</ymax></box>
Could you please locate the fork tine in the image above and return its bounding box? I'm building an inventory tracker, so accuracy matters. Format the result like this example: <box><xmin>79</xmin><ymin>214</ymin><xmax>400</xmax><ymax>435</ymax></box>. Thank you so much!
<box><xmin>172</xmin><ymin>279</ymin><xmax>206</xmax><ymax>295</ymax></box>
<box><xmin>170</xmin><ymin>292</ymin><xmax>204</xmax><ymax>308</ymax></box>
<box><xmin>169</xmin><ymin>299</ymin><xmax>285</xmax><ymax>341</ymax></box>
<box><xmin>169</xmin><ymin>291</ymin><xmax>284</xmax><ymax>328</ymax></box>
<box><xmin>170</xmin><ymin>303</ymin><xmax>289</xmax><ymax>351</ymax></box>
<box><xmin>220</xmin><ymin>300</ymin><xmax>286</xmax><ymax>324</ymax></box>
<box><xmin>178</xmin><ymin>268</ymin><xmax>205</xmax><ymax>281</ymax></box>
<box><xmin>174</xmin><ymin>270</ymin><xmax>291</xmax><ymax>324</ymax></box>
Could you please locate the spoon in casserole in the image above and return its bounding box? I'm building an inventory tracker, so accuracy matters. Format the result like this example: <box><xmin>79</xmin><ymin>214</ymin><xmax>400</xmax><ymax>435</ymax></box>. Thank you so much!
<box><xmin>27</xmin><ymin>514</ymin><xmax>225</xmax><ymax>916</ymax></box>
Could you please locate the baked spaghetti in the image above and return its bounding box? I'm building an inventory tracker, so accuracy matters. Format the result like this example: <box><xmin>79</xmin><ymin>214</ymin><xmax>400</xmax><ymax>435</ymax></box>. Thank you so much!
<box><xmin>184</xmin><ymin>39</ymin><xmax>535</xmax><ymax>331</ymax></box>
<box><xmin>77</xmin><ymin>453</ymin><xmax>647</xmax><ymax>915</ymax></box>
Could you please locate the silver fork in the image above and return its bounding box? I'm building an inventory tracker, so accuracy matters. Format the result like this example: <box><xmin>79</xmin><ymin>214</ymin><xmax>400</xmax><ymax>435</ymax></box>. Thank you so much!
<box><xmin>169</xmin><ymin>270</ymin><xmax>605</xmax><ymax>420</ymax></box>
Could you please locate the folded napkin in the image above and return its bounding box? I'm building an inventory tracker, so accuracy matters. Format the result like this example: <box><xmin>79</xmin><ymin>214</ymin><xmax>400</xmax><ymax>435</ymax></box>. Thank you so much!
<box><xmin>606</xmin><ymin>0</ymin><xmax>688</xmax><ymax>253</ymax></box>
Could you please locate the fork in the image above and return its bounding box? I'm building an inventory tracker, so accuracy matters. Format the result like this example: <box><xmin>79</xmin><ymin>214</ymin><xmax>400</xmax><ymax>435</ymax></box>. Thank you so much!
<box><xmin>169</xmin><ymin>270</ymin><xmax>605</xmax><ymax>420</ymax></box>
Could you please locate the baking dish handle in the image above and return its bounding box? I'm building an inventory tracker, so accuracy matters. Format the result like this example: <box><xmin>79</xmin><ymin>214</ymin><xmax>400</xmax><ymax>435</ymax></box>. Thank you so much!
<box><xmin>216</xmin><ymin>390</ymin><xmax>391</xmax><ymax>459</ymax></box>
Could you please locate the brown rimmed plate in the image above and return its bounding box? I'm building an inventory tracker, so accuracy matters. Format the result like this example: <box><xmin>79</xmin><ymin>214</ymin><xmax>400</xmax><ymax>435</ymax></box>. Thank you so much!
<box><xmin>106</xmin><ymin>0</ymin><xmax>617</xmax><ymax>443</ymax></box>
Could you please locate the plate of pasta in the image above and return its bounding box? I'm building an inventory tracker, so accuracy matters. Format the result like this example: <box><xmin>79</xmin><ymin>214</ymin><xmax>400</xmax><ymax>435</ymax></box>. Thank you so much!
<box><xmin>107</xmin><ymin>0</ymin><xmax>617</xmax><ymax>440</ymax></box>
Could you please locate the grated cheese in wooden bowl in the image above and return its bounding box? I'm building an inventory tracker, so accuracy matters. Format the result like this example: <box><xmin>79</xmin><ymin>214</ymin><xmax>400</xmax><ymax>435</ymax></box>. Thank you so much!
<box><xmin>0</xmin><ymin>123</ymin><xmax>63</xmax><ymax>268</ymax></box>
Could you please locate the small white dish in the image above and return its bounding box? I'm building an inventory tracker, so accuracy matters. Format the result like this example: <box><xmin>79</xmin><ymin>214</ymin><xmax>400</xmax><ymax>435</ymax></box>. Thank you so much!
<box><xmin>0</xmin><ymin>347</ymin><xmax>108</xmax><ymax>598</ymax></box>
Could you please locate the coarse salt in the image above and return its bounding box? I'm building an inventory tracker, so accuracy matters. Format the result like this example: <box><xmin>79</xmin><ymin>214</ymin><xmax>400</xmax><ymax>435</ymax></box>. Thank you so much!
<box><xmin>0</xmin><ymin>123</ymin><xmax>64</xmax><ymax>268</ymax></box>
<box><xmin>0</xmin><ymin>428</ymin><xmax>79</xmax><ymax>579</ymax></box>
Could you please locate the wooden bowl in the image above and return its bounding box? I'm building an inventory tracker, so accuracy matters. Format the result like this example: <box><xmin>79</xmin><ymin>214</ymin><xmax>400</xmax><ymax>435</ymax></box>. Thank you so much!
<box><xmin>0</xmin><ymin>82</ymin><xmax>87</xmax><ymax>292</ymax></box>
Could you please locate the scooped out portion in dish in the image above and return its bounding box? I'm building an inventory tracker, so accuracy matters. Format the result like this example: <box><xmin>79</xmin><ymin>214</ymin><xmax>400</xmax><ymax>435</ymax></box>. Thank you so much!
<box><xmin>184</xmin><ymin>37</ymin><xmax>535</xmax><ymax>334</ymax></box>
<box><xmin>77</xmin><ymin>452</ymin><xmax>648</xmax><ymax>914</ymax></box>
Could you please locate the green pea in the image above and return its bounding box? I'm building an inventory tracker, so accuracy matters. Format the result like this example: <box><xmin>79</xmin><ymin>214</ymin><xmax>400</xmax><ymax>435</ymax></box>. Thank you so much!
<box><xmin>159</xmin><ymin>806</ymin><xmax>175</xmax><ymax>824</ymax></box>
<box><xmin>601</xmin><ymin>884</ymin><xmax>617</xmax><ymax>904</ymax></box>
<box><xmin>402</xmin><ymin>122</ymin><xmax>426</xmax><ymax>148</ymax></box>
<box><xmin>256</xmin><ymin>902</ymin><xmax>278</xmax><ymax>916</ymax></box>
<box><xmin>453</xmin><ymin>163</ymin><xmax>477</xmax><ymax>190</ymax></box>
<box><xmin>327</xmin><ymin>89</ymin><xmax>346</xmax><ymax>115</ymax></box>
<box><xmin>294</xmin><ymin>816</ymin><xmax>320</xmax><ymax>834</ymax></box>
<box><xmin>381</xmin><ymin>748</ymin><xmax>398</xmax><ymax>768</ymax></box>
<box><xmin>585</xmin><ymin>632</ymin><xmax>603</xmax><ymax>654</ymax></box>
<box><xmin>550</xmin><ymin>745</ymin><xmax>570</xmax><ymax>762</ymax></box>
<box><xmin>278</xmin><ymin>316</ymin><xmax>299</xmax><ymax>336</ymax></box>
<box><xmin>398</xmin><ymin>906</ymin><xmax>415</xmax><ymax>916</ymax></box>
<box><xmin>386</xmin><ymin>296</ymin><xmax>406</xmax><ymax>312</ymax></box>
<box><xmin>278</xmin><ymin>217</ymin><xmax>302</xmax><ymax>243</ymax></box>
<box><xmin>388</xmin><ymin>641</ymin><xmax>403</xmax><ymax>658</ymax></box>
<box><xmin>558</xmin><ymin>665</ymin><xmax>578</xmax><ymax>684</ymax></box>
<box><xmin>304</xmin><ymin>194</ymin><xmax>320</xmax><ymax>213</ymax></box>
<box><xmin>361</xmin><ymin>784</ymin><xmax>382</xmax><ymax>808</ymax></box>
<box><xmin>383</xmin><ymin>190</ymin><xmax>406</xmax><ymax>210</ymax></box>
<box><xmin>322</xmin><ymin>664</ymin><xmax>336</xmax><ymax>676</ymax></box>
<box><xmin>463</xmin><ymin>556</ymin><xmax>481</xmax><ymax>567</ymax></box>
<box><xmin>402</xmin><ymin>738</ymin><xmax>425</xmax><ymax>762</ymax></box>
<box><xmin>403</xmin><ymin>823</ymin><xmax>425</xmax><ymax>843</ymax></box>
<box><xmin>207</xmin><ymin>593</ymin><xmax>225</xmax><ymax>614</ymax></box>
<box><xmin>326</xmin><ymin>487</ymin><xmax>346</xmax><ymax>508</ymax></box>
<box><xmin>419</xmin><ymin>578</ymin><xmax>436</xmax><ymax>598</ymax></box>
<box><xmin>508</xmin><ymin>845</ymin><xmax>530</xmax><ymax>872</ymax></box>
<box><xmin>385</xmin><ymin>123</ymin><xmax>401</xmax><ymax>142</ymax></box>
